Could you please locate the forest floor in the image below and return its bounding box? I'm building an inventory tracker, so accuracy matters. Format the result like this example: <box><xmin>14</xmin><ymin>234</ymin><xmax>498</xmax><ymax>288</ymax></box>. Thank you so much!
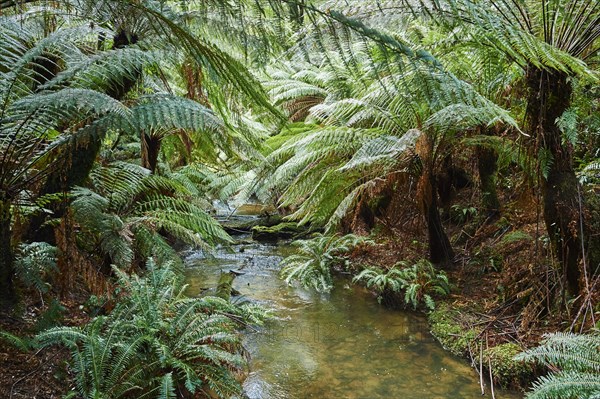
<box><xmin>0</xmin><ymin>289</ymin><xmax>89</xmax><ymax>398</ymax></box>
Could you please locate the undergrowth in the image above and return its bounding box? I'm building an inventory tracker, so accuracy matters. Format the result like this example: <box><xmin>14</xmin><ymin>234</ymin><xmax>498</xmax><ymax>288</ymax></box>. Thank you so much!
<box><xmin>33</xmin><ymin>259</ymin><xmax>269</xmax><ymax>399</ymax></box>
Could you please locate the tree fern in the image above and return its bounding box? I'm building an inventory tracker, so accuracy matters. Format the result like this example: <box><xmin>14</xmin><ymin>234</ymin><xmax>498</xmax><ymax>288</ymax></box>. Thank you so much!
<box><xmin>71</xmin><ymin>162</ymin><xmax>232</xmax><ymax>268</ymax></box>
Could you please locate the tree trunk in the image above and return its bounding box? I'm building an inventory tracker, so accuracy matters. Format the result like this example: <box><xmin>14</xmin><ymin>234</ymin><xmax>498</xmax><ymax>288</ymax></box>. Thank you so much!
<box><xmin>476</xmin><ymin>133</ymin><xmax>500</xmax><ymax>219</ymax></box>
<box><xmin>0</xmin><ymin>199</ymin><xmax>16</xmax><ymax>308</ymax></box>
<box><xmin>141</xmin><ymin>133</ymin><xmax>161</xmax><ymax>174</ymax></box>
<box><xmin>421</xmin><ymin>173</ymin><xmax>454</xmax><ymax>265</ymax></box>
<box><xmin>288</xmin><ymin>0</ymin><xmax>305</xmax><ymax>30</ymax></box>
<box><xmin>526</xmin><ymin>67</ymin><xmax>585</xmax><ymax>296</ymax></box>
<box><xmin>27</xmin><ymin>137</ymin><xmax>103</xmax><ymax>243</ymax></box>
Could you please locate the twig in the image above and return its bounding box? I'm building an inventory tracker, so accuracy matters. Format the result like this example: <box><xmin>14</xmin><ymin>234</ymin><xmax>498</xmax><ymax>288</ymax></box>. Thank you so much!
<box><xmin>486</xmin><ymin>331</ymin><xmax>496</xmax><ymax>399</ymax></box>
<box><xmin>479</xmin><ymin>339</ymin><xmax>485</xmax><ymax>396</ymax></box>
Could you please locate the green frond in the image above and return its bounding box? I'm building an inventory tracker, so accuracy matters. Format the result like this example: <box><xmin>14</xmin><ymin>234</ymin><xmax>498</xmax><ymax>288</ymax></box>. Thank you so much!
<box><xmin>157</xmin><ymin>373</ymin><xmax>176</xmax><ymax>399</ymax></box>
<box><xmin>13</xmin><ymin>88</ymin><xmax>129</xmax><ymax>136</ymax></box>
<box><xmin>42</xmin><ymin>47</ymin><xmax>157</xmax><ymax>92</ymax></box>
<box><xmin>516</xmin><ymin>332</ymin><xmax>600</xmax><ymax>373</ymax></box>
<box><xmin>14</xmin><ymin>241</ymin><xmax>57</xmax><ymax>293</ymax></box>
<box><xmin>0</xmin><ymin>330</ymin><xmax>34</xmax><ymax>352</ymax></box>
<box><xmin>124</xmin><ymin>95</ymin><xmax>224</xmax><ymax>137</ymax></box>
<box><xmin>353</xmin><ymin>259</ymin><xmax>450</xmax><ymax>310</ymax></box>
<box><xmin>281</xmin><ymin>234</ymin><xmax>372</xmax><ymax>292</ymax></box>
<box><xmin>341</xmin><ymin>129</ymin><xmax>422</xmax><ymax>173</ymax></box>
<box><xmin>526</xmin><ymin>371</ymin><xmax>600</xmax><ymax>399</ymax></box>
<box><xmin>516</xmin><ymin>332</ymin><xmax>600</xmax><ymax>399</ymax></box>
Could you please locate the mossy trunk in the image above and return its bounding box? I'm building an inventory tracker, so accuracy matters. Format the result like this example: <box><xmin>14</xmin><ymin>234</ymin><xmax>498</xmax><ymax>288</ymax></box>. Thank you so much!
<box><xmin>477</xmin><ymin>137</ymin><xmax>500</xmax><ymax>219</ymax></box>
<box><xmin>0</xmin><ymin>199</ymin><xmax>16</xmax><ymax>308</ymax></box>
<box><xmin>526</xmin><ymin>67</ymin><xmax>586</xmax><ymax>296</ymax></box>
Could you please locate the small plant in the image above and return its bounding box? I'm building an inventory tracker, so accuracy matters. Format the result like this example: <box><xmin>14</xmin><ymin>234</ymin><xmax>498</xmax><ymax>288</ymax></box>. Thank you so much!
<box><xmin>451</xmin><ymin>204</ymin><xmax>478</xmax><ymax>223</ymax></box>
<box><xmin>352</xmin><ymin>267</ymin><xmax>407</xmax><ymax>305</ymax></box>
<box><xmin>400</xmin><ymin>260</ymin><xmax>451</xmax><ymax>310</ymax></box>
<box><xmin>281</xmin><ymin>234</ymin><xmax>372</xmax><ymax>292</ymax></box>
<box><xmin>353</xmin><ymin>259</ymin><xmax>451</xmax><ymax>310</ymax></box>
<box><xmin>515</xmin><ymin>332</ymin><xmax>600</xmax><ymax>399</ymax></box>
<box><xmin>33</xmin><ymin>299</ymin><xmax>66</xmax><ymax>332</ymax></box>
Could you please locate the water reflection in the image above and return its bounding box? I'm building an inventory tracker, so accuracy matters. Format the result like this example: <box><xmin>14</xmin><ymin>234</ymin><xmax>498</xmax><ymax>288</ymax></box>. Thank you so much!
<box><xmin>184</xmin><ymin>239</ymin><xmax>521</xmax><ymax>399</ymax></box>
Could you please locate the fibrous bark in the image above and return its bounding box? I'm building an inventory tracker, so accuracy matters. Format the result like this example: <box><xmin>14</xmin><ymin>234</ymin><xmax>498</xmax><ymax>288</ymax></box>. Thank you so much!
<box><xmin>526</xmin><ymin>67</ymin><xmax>586</xmax><ymax>296</ymax></box>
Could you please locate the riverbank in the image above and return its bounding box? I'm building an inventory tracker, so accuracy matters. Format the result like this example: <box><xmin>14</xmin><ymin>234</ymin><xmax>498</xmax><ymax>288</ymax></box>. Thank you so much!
<box><xmin>343</xmin><ymin>189</ymin><xmax>580</xmax><ymax>394</ymax></box>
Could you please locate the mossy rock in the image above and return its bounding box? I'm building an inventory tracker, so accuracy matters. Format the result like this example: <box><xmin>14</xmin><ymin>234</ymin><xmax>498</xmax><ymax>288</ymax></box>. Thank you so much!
<box><xmin>428</xmin><ymin>303</ymin><xmax>479</xmax><ymax>357</ymax></box>
<box><xmin>251</xmin><ymin>222</ymin><xmax>306</xmax><ymax>242</ymax></box>
<box><xmin>429</xmin><ymin>303</ymin><xmax>533</xmax><ymax>390</ymax></box>
<box><xmin>221</xmin><ymin>215</ymin><xmax>283</xmax><ymax>235</ymax></box>
<box><xmin>483</xmin><ymin>343</ymin><xmax>533</xmax><ymax>388</ymax></box>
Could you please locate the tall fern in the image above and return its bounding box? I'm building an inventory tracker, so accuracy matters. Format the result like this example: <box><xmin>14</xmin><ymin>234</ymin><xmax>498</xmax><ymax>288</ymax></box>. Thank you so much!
<box><xmin>71</xmin><ymin>162</ymin><xmax>232</xmax><ymax>268</ymax></box>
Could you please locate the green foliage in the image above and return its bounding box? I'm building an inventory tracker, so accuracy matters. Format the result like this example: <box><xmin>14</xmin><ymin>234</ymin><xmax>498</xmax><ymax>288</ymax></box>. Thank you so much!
<box><xmin>71</xmin><ymin>162</ymin><xmax>232</xmax><ymax>267</ymax></box>
<box><xmin>353</xmin><ymin>259</ymin><xmax>451</xmax><ymax>310</ymax></box>
<box><xmin>450</xmin><ymin>204</ymin><xmax>478</xmax><ymax>224</ymax></box>
<box><xmin>353</xmin><ymin>267</ymin><xmax>407</xmax><ymax>294</ymax></box>
<box><xmin>557</xmin><ymin>109</ymin><xmax>579</xmax><ymax>147</ymax></box>
<box><xmin>516</xmin><ymin>332</ymin><xmax>600</xmax><ymax>399</ymax></box>
<box><xmin>0</xmin><ymin>330</ymin><xmax>34</xmax><ymax>352</ymax></box>
<box><xmin>280</xmin><ymin>234</ymin><xmax>372</xmax><ymax>292</ymax></box>
<box><xmin>34</xmin><ymin>299</ymin><xmax>66</xmax><ymax>333</ymax></box>
<box><xmin>578</xmin><ymin>159</ymin><xmax>600</xmax><ymax>187</ymax></box>
<box><xmin>36</xmin><ymin>259</ymin><xmax>269</xmax><ymax>399</ymax></box>
<box><xmin>14</xmin><ymin>242</ymin><xmax>58</xmax><ymax>294</ymax></box>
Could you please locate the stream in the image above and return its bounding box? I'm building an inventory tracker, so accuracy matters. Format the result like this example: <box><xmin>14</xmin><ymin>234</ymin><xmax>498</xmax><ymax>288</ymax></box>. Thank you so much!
<box><xmin>184</xmin><ymin>236</ymin><xmax>521</xmax><ymax>399</ymax></box>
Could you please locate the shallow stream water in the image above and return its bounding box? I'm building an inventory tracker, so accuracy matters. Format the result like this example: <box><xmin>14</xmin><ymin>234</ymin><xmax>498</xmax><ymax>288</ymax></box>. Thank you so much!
<box><xmin>184</xmin><ymin>238</ymin><xmax>521</xmax><ymax>399</ymax></box>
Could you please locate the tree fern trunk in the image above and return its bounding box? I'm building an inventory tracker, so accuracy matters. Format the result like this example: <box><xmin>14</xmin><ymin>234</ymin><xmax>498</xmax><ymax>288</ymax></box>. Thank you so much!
<box><xmin>141</xmin><ymin>133</ymin><xmax>161</xmax><ymax>174</ymax></box>
<box><xmin>0</xmin><ymin>199</ymin><xmax>16</xmax><ymax>308</ymax></box>
<box><xmin>477</xmin><ymin>131</ymin><xmax>500</xmax><ymax>219</ymax></box>
<box><xmin>26</xmin><ymin>30</ymin><xmax>140</xmax><ymax>242</ymax></box>
<box><xmin>27</xmin><ymin>137</ymin><xmax>103</xmax><ymax>243</ymax></box>
<box><xmin>526</xmin><ymin>67</ymin><xmax>585</xmax><ymax>296</ymax></box>
<box><xmin>422</xmin><ymin>174</ymin><xmax>454</xmax><ymax>266</ymax></box>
